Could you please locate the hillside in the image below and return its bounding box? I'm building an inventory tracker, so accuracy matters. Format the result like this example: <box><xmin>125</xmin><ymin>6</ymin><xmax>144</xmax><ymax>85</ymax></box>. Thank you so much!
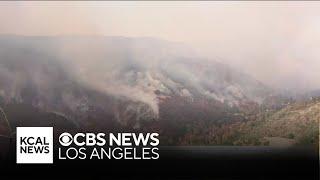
<box><xmin>176</xmin><ymin>98</ymin><xmax>319</xmax><ymax>147</ymax></box>
<box><xmin>232</xmin><ymin>98</ymin><xmax>319</xmax><ymax>147</ymax></box>
<box><xmin>0</xmin><ymin>35</ymin><xmax>271</xmax><ymax>130</ymax></box>
<box><xmin>0</xmin><ymin>35</ymin><xmax>318</xmax><ymax>148</ymax></box>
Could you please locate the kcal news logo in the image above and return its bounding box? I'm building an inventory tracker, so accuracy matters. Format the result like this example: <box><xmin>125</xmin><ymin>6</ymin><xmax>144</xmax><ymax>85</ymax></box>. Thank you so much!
<box><xmin>16</xmin><ymin>127</ymin><xmax>53</xmax><ymax>164</ymax></box>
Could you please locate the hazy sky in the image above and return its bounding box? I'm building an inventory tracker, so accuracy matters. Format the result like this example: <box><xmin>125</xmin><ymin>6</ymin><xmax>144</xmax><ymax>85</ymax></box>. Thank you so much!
<box><xmin>0</xmin><ymin>1</ymin><xmax>319</xmax><ymax>91</ymax></box>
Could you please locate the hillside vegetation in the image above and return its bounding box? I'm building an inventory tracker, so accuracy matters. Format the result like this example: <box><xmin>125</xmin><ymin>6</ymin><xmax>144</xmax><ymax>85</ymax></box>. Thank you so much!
<box><xmin>176</xmin><ymin>99</ymin><xmax>319</xmax><ymax>148</ymax></box>
<box><xmin>232</xmin><ymin>99</ymin><xmax>319</xmax><ymax>147</ymax></box>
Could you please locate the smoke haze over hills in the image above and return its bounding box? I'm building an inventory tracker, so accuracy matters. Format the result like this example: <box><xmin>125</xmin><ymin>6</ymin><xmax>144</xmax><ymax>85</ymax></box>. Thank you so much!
<box><xmin>0</xmin><ymin>1</ymin><xmax>319</xmax><ymax>92</ymax></box>
<box><xmin>0</xmin><ymin>36</ymin><xmax>271</xmax><ymax>118</ymax></box>
<box><xmin>0</xmin><ymin>2</ymin><xmax>318</xmax><ymax>150</ymax></box>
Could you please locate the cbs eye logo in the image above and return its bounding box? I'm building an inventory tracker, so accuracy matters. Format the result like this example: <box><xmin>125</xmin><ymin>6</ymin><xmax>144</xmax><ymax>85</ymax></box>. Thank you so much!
<box><xmin>59</xmin><ymin>133</ymin><xmax>73</xmax><ymax>146</ymax></box>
